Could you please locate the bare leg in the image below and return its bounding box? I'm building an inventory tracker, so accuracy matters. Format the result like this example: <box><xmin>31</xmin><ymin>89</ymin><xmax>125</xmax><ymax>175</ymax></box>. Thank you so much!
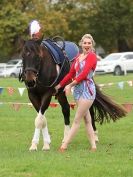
<box><xmin>84</xmin><ymin>111</ymin><xmax>96</xmax><ymax>149</ymax></box>
<box><xmin>60</xmin><ymin>98</ymin><xmax>96</xmax><ymax>150</ymax></box>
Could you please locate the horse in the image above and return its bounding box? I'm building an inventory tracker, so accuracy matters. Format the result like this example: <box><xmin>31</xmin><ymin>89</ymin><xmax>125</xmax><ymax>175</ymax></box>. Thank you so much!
<box><xmin>20</xmin><ymin>37</ymin><xmax>127</xmax><ymax>151</ymax></box>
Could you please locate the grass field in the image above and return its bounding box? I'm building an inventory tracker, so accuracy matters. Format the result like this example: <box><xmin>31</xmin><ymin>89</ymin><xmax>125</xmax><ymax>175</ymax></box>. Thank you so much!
<box><xmin>0</xmin><ymin>74</ymin><xmax>133</xmax><ymax>177</ymax></box>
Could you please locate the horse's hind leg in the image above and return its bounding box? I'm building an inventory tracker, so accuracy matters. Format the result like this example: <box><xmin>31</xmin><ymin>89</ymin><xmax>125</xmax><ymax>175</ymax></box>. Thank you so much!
<box><xmin>57</xmin><ymin>92</ymin><xmax>71</xmax><ymax>142</ymax></box>
<box><xmin>28</xmin><ymin>93</ymin><xmax>51</xmax><ymax>151</ymax></box>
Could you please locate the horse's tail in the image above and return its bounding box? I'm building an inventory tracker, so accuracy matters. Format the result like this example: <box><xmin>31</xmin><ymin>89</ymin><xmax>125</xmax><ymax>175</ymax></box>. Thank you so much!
<box><xmin>92</xmin><ymin>83</ymin><xmax>127</xmax><ymax>124</ymax></box>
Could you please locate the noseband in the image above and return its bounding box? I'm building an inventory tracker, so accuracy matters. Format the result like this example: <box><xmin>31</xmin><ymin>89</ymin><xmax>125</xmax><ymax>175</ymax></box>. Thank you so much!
<box><xmin>24</xmin><ymin>67</ymin><xmax>39</xmax><ymax>74</ymax></box>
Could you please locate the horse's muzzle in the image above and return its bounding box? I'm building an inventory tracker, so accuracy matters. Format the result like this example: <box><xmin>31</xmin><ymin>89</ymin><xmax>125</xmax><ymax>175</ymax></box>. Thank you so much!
<box><xmin>24</xmin><ymin>70</ymin><xmax>38</xmax><ymax>88</ymax></box>
<box><xmin>26</xmin><ymin>80</ymin><xmax>36</xmax><ymax>88</ymax></box>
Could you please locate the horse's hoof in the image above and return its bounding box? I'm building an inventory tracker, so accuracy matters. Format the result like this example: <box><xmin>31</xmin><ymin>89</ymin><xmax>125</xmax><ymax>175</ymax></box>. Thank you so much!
<box><xmin>42</xmin><ymin>143</ymin><xmax>50</xmax><ymax>151</ymax></box>
<box><xmin>29</xmin><ymin>143</ymin><xmax>37</xmax><ymax>151</ymax></box>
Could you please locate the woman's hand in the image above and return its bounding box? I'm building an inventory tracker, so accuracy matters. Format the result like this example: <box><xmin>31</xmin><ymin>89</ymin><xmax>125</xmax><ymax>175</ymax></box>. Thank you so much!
<box><xmin>64</xmin><ymin>84</ymin><xmax>72</xmax><ymax>95</ymax></box>
<box><xmin>55</xmin><ymin>84</ymin><xmax>61</xmax><ymax>93</ymax></box>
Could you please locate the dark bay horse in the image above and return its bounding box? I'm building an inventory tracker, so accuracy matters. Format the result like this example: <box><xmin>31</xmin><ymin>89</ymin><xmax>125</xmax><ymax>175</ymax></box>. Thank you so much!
<box><xmin>20</xmin><ymin>37</ymin><xmax>127</xmax><ymax>151</ymax></box>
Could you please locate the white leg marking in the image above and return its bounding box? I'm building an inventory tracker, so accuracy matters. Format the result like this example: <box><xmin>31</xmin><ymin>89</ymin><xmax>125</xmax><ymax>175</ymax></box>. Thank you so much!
<box><xmin>94</xmin><ymin>130</ymin><xmax>99</xmax><ymax>142</ymax></box>
<box><xmin>42</xmin><ymin>115</ymin><xmax>51</xmax><ymax>151</ymax></box>
<box><xmin>29</xmin><ymin>111</ymin><xmax>44</xmax><ymax>151</ymax></box>
<box><xmin>35</xmin><ymin>112</ymin><xmax>45</xmax><ymax>128</ymax></box>
<box><xmin>29</xmin><ymin>128</ymin><xmax>40</xmax><ymax>151</ymax></box>
<box><xmin>62</xmin><ymin>125</ymin><xmax>70</xmax><ymax>143</ymax></box>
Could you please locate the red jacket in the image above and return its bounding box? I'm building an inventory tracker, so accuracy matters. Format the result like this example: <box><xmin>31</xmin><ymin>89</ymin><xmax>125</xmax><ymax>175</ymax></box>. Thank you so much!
<box><xmin>60</xmin><ymin>52</ymin><xmax>97</xmax><ymax>87</ymax></box>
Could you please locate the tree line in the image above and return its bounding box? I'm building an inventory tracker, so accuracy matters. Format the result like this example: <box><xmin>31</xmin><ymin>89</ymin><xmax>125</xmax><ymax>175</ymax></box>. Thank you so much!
<box><xmin>0</xmin><ymin>0</ymin><xmax>133</xmax><ymax>61</ymax></box>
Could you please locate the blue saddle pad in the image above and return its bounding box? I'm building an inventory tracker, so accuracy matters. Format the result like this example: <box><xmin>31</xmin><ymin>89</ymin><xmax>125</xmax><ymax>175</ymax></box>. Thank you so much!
<box><xmin>64</xmin><ymin>41</ymin><xmax>79</xmax><ymax>61</ymax></box>
<box><xmin>42</xmin><ymin>39</ymin><xmax>79</xmax><ymax>64</ymax></box>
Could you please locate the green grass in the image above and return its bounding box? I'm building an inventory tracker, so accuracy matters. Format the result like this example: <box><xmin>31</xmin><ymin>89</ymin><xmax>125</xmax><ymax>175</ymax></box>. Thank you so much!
<box><xmin>94</xmin><ymin>73</ymin><xmax>133</xmax><ymax>103</ymax></box>
<box><xmin>0</xmin><ymin>75</ymin><xmax>133</xmax><ymax>177</ymax></box>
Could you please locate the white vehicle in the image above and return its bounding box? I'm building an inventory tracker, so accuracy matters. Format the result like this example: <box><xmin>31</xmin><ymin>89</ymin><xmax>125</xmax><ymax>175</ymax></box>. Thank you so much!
<box><xmin>0</xmin><ymin>59</ymin><xmax>22</xmax><ymax>77</ymax></box>
<box><xmin>95</xmin><ymin>52</ymin><xmax>133</xmax><ymax>75</ymax></box>
<box><xmin>0</xmin><ymin>63</ymin><xmax>6</xmax><ymax>72</ymax></box>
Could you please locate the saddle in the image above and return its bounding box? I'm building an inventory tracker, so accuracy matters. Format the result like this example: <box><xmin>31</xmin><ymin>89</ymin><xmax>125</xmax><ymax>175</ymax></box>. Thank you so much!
<box><xmin>41</xmin><ymin>38</ymin><xmax>79</xmax><ymax>65</ymax></box>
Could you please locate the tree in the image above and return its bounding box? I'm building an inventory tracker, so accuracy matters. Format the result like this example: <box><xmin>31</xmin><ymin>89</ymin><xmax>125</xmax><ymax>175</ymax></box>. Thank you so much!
<box><xmin>89</xmin><ymin>0</ymin><xmax>133</xmax><ymax>53</ymax></box>
<box><xmin>0</xmin><ymin>0</ymin><xmax>133</xmax><ymax>60</ymax></box>
<box><xmin>52</xmin><ymin>0</ymin><xmax>96</xmax><ymax>43</ymax></box>
<box><xmin>0</xmin><ymin>1</ymin><xmax>32</xmax><ymax>60</ymax></box>
<box><xmin>0</xmin><ymin>0</ymin><xmax>69</xmax><ymax>60</ymax></box>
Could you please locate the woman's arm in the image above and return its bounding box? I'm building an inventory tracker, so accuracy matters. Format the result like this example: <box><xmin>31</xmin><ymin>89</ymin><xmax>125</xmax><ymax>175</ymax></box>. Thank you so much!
<box><xmin>55</xmin><ymin>59</ymin><xmax>76</xmax><ymax>92</ymax></box>
<box><xmin>59</xmin><ymin>59</ymin><xmax>76</xmax><ymax>87</ymax></box>
<box><xmin>74</xmin><ymin>52</ymin><xmax>97</xmax><ymax>83</ymax></box>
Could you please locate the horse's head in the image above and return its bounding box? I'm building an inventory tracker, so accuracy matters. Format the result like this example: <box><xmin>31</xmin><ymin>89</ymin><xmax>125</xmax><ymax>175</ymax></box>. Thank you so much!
<box><xmin>21</xmin><ymin>39</ymin><xmax>43</xmax><ymax>88</ymax></box>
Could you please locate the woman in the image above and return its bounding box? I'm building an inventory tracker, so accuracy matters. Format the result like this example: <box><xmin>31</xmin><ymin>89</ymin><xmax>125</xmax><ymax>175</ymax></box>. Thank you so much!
<box><xmin>55</xmin><ymin>34</ymin><xmax>97</xmax><ymax>152</ymax></box>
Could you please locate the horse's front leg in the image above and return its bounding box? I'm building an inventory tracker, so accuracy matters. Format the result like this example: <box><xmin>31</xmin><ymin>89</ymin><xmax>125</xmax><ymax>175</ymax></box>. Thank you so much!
<box><xmin>31</xmin><ymin>111</ymin><xmax>51</xmax><ymax>151</ymax></box>
<box><xmin>57</xmin><ymin>91</ymin><xmax>71</xmax><ymax>142</ymax></box>
<box><xmin>28</xmin><ymin>92</ymin><xmax>51</xmax><ymax>151</ymax></box>
<box><xmin>41</xmin><ymin>113</ymin><xmax>51</xmax><ymax>151</ymax></box>
<box><xmin>40</xmin><ymin>92</ymin><xmax>53</xmax><ymax>151</ymax></box>
<box><xmin>30</xmin><ymin>111</ymin><xmax>47</xmax><ymax>151</ymax></box>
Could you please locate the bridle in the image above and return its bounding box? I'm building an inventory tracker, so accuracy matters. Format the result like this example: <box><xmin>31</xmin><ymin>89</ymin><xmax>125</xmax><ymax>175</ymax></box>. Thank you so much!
<box><xmin>19</xmin><ymin>54</ymin><xmax>41</xmax><ymax>88</ymax></box>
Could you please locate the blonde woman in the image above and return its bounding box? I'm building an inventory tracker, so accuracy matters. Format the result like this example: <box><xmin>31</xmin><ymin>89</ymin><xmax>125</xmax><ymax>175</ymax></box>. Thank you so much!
<box><xmin>55</xmin><ymin>34</ymin><xmax>97</xmax><ymax>152</ymax></box>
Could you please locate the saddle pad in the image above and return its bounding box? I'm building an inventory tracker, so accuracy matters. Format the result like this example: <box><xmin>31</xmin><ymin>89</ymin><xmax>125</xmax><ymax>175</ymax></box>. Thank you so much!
<box><xmin>42</xmin><ymin>39</ymin><xmax>79</xmax><ymax>64</ymax></box>
<box><xmin>64</xmin><ymin>41</ymin><xmax>79</xmax><ymax>61</ymax></box>
<box><xmin>42</xmin><ymin>40</ymin><xmax>62</xmax><ymax>64</ymax></box>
